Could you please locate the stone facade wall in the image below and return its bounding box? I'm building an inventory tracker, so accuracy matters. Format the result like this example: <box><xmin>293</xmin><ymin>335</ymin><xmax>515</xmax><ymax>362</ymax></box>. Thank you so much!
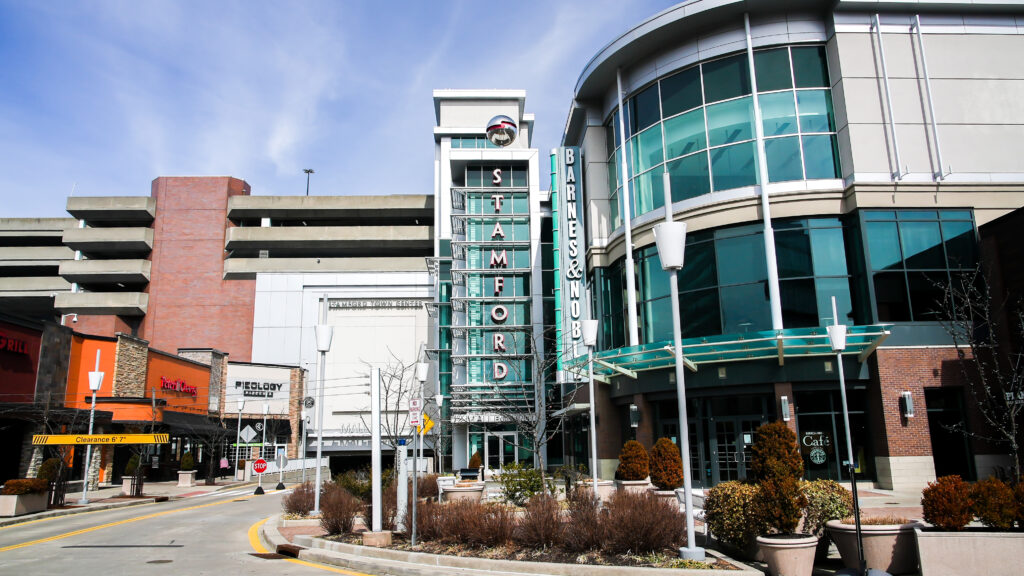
<box><xmin>287</xmin><ymin>368</ymin><xmax>305</xmax><ymax>459</ymax></box>
<box><xmin>112</xmin><ymin>333</ymin><xmax>149</xmax><ymax>397</ymax></box>
<box><xmin>176</xmin><ymin>348</ymin><xmax>228</xmax><ymax>416</ymax></box>
<box><xmin>35</xmin><ymin>322</ymin><xmax>73</xmax><ymax>407</ymax></box>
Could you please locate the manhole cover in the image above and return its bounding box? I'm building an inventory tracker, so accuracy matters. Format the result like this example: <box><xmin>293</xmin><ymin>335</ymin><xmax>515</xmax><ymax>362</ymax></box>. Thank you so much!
<box><xmin>146</xmin><ymin>560</ymin><xmax>173</xmax><ymax>564</ymax></box>
<box><xmin>250</xmin><ymin>553</ymin><xmax>286</xmax><ymax>560</ymax></box>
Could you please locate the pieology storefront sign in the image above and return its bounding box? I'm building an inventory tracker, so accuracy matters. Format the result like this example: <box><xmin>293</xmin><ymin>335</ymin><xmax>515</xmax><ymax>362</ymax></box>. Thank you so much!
<box><xmin>225</xmin><ymin>364</ymin><xmax>292</xmax><ymax>416</ymax></box>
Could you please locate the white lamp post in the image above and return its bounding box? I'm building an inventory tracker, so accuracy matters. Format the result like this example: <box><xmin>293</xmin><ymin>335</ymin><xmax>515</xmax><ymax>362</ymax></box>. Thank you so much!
<box><xmin>581</xmin><ymin>319</ymin><xmax>601</xmax><ymax>502</ymax></box>
<box><xmin>235</xmin><ymin>399</ymin><xmax>245</xmax><ymax>480</ymax></box>
<box><xmin>654</xmin><ymin>172</ymin><xmax>704</xmax><ymax>560</ymax></box>
<box><xmin>313</xmin><ymin>293</ymin><xmax>334</xmax><ymax>514</ymax></box>
<box><xmin>827</xmin><ymin>296</ymin><xmax>866</xmax><ymax>576</ymax></box>
<box><xmin>411</xmin><ymin>359</ymin><xmax>429</xmax><ymax>546</ymax></box>
<box><xmin>254</xmin><ymin>402</ymin><xmax>268</xmax><ymax>495</ymax></box>
<box><xmin>77</xmin><ymin>350</ymin><xmax>104</xmax><ymax>505</ymax></box>
<box><xmin>301</xmin><ymin>409</ymin><xmax>309</xmax><ymax>483</ymax></box>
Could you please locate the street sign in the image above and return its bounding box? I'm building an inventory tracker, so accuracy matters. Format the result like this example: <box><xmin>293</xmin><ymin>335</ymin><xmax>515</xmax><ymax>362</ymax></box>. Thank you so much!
<box><xmin>409</xmin><ymin>410</ymin><xmax>421</xmax><ymax>426</ymax></box>
<box><xmin>32</xmin><ymin>434</ymin><xmax>169</xmax><ymax>446</ymax></box>
<box><xmin>253</xmin><ymin>458</ymin><xmax>268</xmax><ymax>474</ymax></box>
<box><xmin>240</xmin><ymin>425</ymin><xmax>257</xmax><ymax>443</ymax></box>
<box><xmin>275</xmin><ymin>451</ymin><xmax>288</xmax><ymax>468</ymax></box>
<box><xmin>417</xmin><ymin>413</ymin><xmax>434</xmax><ymax>435</ymax></box>
<box><xmin>409</xmin><ymin>398</ymin><xmax>423</xmax><ymax>411</ymax></box>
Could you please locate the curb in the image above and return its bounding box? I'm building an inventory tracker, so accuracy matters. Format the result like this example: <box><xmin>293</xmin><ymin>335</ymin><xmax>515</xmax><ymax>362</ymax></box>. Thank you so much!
<box><xmin>261</xmin><ymin>514</ymin><xmax>759</xmax><ymax>576</ymax></box>
<box><xmin>0</xmin><ymin>497</ymin><xmax>156</xmax><ymax>528</ymax></box>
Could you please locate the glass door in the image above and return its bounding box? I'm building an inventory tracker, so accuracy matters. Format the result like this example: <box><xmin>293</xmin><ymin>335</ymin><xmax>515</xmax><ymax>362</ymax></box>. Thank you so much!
<box><xmin>485</xmin><ymin>432</ymin><xmax>518</xmax><ymax>472</ymax></box>
<box><xmin>709</xmin><ymin>417</ymin><xmax>760</xmax><ymax>483</ymax></box>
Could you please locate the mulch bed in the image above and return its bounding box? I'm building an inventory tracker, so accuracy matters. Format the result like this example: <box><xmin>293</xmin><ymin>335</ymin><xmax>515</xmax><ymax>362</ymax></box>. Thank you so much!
<box><xmin>324</xmin><ymin>532</ymin><xmax>738</xmax><ymax>570</ymax></box>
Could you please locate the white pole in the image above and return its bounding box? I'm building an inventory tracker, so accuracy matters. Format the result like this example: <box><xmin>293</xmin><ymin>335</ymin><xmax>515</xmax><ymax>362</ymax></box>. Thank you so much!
<box><xmin>587</xmin><ymin>345</ymin><xmax>599</xmax><ymax>500</ymax></box>
<box><xmin>255</xmin><ymin>403</ymin><xmax>267</xmax><ymax>494</ymax></box>
<box><xmin>616</xmin><ymin>68</ymin><xmax>640</xmax><ymax>347</ymax></box>
<box><xmin>370</xmin><ymin>367</ymin><xmax>382</xmax><ymax>532</ymax></box>
<box><xmin>301</xmin><ymin>410</ymin><xmax>308</xmax><ymax>484</ymax></box>
<box><xmin>661</xmin><ymin>171</ymin><xmax>704</xmax><ymax>561</ymax></box>
<box><xmin>236</xmin><ymin>403</ymin><xmax>243</xmax><ymax>479</ymax></box>
<box><xmin>313</xmin><ymin>294</ymin><xmax>331</xmax><ymax>514</ymax></box>
<box><xmin>77</xmin><ymin>349</ymin><xmax>101</xmax><ymax>505</ymax></box>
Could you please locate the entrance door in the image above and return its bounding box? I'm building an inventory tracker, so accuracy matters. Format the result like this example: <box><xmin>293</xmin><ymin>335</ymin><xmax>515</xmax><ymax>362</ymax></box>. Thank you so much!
<box><xmin>485</xmin><ymin>432</ymin><xmax>517</xmax><ymax>471</ymax></box>
<box><xmin>925</xmin><ymin>388</ymin><xmax>975</xmax><ymax>480</ymax></box>
<box><xmin>710</xmin><ymin>418</ymin><xmax>761</xmax><ymax>483</ymax></box>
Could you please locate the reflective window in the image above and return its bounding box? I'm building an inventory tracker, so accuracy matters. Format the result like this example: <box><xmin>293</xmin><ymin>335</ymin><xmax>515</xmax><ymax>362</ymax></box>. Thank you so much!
<box><xmin>679</xmin><ymin>241</ymin><xmax>716</xmax><ymax>291</ymax></box>
<box><xmin>797</xmin><ymin>90</ymin><xmax>835</xmax><ymax>133</ymax></box>
<box><xmin>664</xmin><ymin>109</ymin><xmax>706</xmax><ymax>159</ymax></box>
<box><xmin>631</xmin><ymin>84</ymin><xmax>661</xmax><ymax>133</ymax></box>
<box><xmin>899</xmin><ymin>221</ymin><xmax>944</xmax><ymax>269</ymax></box>
<box><xmin>634</xmin><ymin>168</ymin><xmax>665</xmax><ymax>216</ymax></box>
<box><xmin>759</xmin><ymin>92</ymin><xmax>798</xmax><ymax>137</ymax></box>
<box><xmin>810</xmin><ymin>227</ymin><xmax>849</xmax><ymax>276</ymax></box>
<box><xmin>681</xmin><ymin>288</ymin><xmax>720</xmax><ymax>338</ymax></box>
<box><xmin>667</xmin><ymin>153</ymin><xmax>711</xmax><ymax>202</ymax></box>
<box><xmin>721</xmin><ymin>283</ymin><xmax>772</xmax><ymax>333</ymax></box>
<box><xmin>802</xmin><ymin>135</ymin><xmax>841</xmax><ymax>179</ymax></box>
<box><xmin>632</xmin><ymin>124</ymin><xmax>664</xmax><ymax>173</ymax></box>
<box><xmin>776</xmin><ymin>229</ymin><xmax>814</xmax><ymax>278</ymax></box>
<box><xmin>755</xmin><ymin>48</ymin><xmax>793</xmax><ymax>92</ymax></box>
<box><xmin>781</xmin><ymin>278</ymin><xmax>818</xmax><ymax>327</ymax></box>
<box><xmin>661</xmin><ymin>67</ymin><xmax>702</xmax><ymax>117</ymax></box>
<box><xmin>792</xmin><ymin>46</ymin><xmax>829</xmax><ymax>88</ymax></box>
<box><xmin>706</xmin><ymin>97</ymin><xmax>754</xmax><ymax>147</ymax></box>
<box><xmin>716</xmin><ymin>232</ymin><xmax>767</xmax><ymax>285</ymax></box>
<box><xmin>702</xmin><ymin>54</ymin><xmax>751</xmax><ymax>103</ymax></box>
<box><xmin>711</xmin><ymin>142</ymin><xmax>758</xmax><ymax>191</ymax></box>
<box><xmin>765</xmin><ymin>136</ymin><xmax>804</xmax><ymax>182</ymax></box>
<box><xmin>941</xmin><ymin>221</ymin><xmax>977</xmax><ymax>269</ymax></box>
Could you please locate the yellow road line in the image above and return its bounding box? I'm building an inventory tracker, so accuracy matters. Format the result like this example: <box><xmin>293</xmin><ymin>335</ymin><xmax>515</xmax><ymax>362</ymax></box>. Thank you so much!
<box><xmin>248</xmin><ymin>517</ymin><xmax>374</xmax><ymax>576</ymax></box>
<box><xmin>0</xmin><ymin>490</ymin><xmax>277</xmax><ymax>553</ymax></box>
<box><xmin>0</xmin><ymin>501</ymin><xmax>159</xmax><ymax>531</ymax></box>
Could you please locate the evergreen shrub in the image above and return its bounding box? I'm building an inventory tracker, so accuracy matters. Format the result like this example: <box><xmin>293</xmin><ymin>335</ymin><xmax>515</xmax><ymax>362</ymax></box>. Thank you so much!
<box><xmin>179</xmin><ymin>452</ymin><xmax>195</xmax><ymax>471</ymax></box>
<box><xmin>970</xmin><ymin>476</ymin><xmax>1016</xmax><ymax>529</ymax></box>
<box><xmin>921</xmin><ymin>475</ymin><xmax>973</xmax><ymax>530</ymax></box>
<box><xmin>1</xmin><ymin>478</ymin><xmax>49</xmax><ymax>495</ymax></box>
<box><xmin>497</xmin><ymin>462</ymin><xmax>546</xmax><ymax>506</ymax></box>
<box><xmin>750</xmin><ymin>421</ymin><xmax>803</xmax><ymax>482</ymax></box>
<box><xmin>649</xmin><ymin>437</ymin><xmax>684</xmax><ymax>490</ymax></box>
<box><xmin>703</xmin><ymin>481</ymin><xmax>767</xmax><ymax>549</ymax></box>
<box><xmin>615</xmin><ymin>440</ymin><xmax>649</xmax><ymax>481</ymax></box>
<box><xmin>36</xmin><ymin>458</ymin><xmax>63</xmax><ymax>482</ymax></box>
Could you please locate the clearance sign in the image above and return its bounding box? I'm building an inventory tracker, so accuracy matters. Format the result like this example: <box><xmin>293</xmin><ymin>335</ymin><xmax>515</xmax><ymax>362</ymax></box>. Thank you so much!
<box><xmin>33</xmin><ymin>434</ymin><xmax>170</xmax><ymax>445</ymax></box>
<box><xmin>552</xmin><ymin>146</ymin><xmax>590</xmax><ymax>383</ymax></box>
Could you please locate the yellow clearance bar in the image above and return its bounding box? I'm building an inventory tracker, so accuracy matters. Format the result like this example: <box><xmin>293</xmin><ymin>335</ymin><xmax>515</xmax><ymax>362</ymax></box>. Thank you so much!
<box><xmin>32</xmin><ymin>434</ymin><xmax>170</xmax><ymax>446</ymax></box>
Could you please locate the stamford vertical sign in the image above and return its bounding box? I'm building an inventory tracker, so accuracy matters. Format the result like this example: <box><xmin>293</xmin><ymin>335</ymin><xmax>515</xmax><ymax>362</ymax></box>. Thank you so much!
<box><xmin>553</xmin><ymin>146</ymin><xmax>589</xmax><ymax>381</ymax></box>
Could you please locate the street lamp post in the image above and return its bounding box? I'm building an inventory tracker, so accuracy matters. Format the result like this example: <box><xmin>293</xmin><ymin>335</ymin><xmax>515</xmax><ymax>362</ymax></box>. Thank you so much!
<box><xmin>411</xmin><ymin>359</ymin><xmax>429</xmax><ymax>546</ymax></box>
<box><xmin>654</xmin><ymin>171</ymin><xmax>704</xmax><ymax>561</ymax></box>
<box><xmin>77</xmin><ymin>349</ymin><xmax>104</xmax><ymax>505</ymax></box>
<box><xmin>581</xmin><ymin>320</ymin><xmax>601</xmax><ymax>501</ymax></box>
<box><xmin>304</xmin><ymin>168</ymin><xmax>315</xmax><ymax>196</ymax></box>
<box><xmin>301</xmin><ymin>409</ymin><xmax>308</xmax><ymax>484</ymax></box>
<box><xmin>235</xmin><ymin>400</ymin><xmax>245</xmax><ymax>480</ymax></box>
<box><xmin>313</xmin><ymin>294</ymin><xmax>334</xmax><ymax>515</ymax></box>
<box><xmin>255</xmin><ymin>402</ymin><xmax>268</xmax><ymax>495</ymax></box>
<box><xmin>827</xmin><ymin>296</ymin><xmax>867</xmax><ymax>576</ymax></box>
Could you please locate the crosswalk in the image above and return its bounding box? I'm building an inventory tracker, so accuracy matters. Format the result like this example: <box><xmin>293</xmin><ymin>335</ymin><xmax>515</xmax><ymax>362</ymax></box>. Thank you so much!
<box><xmin>187</xmin><ymin>487</ymin><xmax>293</xmax><ymax>499</ymax></box>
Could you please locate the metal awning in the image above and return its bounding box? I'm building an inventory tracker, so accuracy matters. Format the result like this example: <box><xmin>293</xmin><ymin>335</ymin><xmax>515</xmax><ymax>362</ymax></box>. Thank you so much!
<box><xmin>562</xmin><ymin>325</ymin><xmax>891</xmax><ymax>380</ymax></box>
<box><xmin>552</xmin><ymin>403</ymin><xmax>590</xmax><ymax>418</ymax></box>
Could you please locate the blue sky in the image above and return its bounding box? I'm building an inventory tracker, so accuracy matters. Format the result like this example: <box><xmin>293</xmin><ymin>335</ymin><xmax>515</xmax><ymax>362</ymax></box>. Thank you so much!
<box><xmin>0</xmin><ymin>0</ymin><xmax>672</xmax><ymax>217</ymax></box>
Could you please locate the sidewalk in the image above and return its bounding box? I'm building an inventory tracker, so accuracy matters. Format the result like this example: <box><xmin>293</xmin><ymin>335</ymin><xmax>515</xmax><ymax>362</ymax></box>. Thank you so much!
<box><xmin>0</xmin><ymin>477</ymin><xmax>256</xmax><ymax>528</ymax></box>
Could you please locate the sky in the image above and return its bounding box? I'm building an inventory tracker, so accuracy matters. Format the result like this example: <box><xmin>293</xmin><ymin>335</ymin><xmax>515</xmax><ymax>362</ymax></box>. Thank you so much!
<box><xmin>0</xmin><ymin>0</ymin><xmax>673</xmax><ymax>218</ymax></box>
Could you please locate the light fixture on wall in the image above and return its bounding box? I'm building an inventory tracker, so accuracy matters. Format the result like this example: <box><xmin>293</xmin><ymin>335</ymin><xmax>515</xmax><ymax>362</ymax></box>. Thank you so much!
<box><xmin>900</xmin><ymin>391</ymin><xmax>915</xmax><ymax>418</ymax></box>
<box><xmin>781</xmin><ymin>396</ymin><xmax>791</xmax><ymax>421</ymax></box>
<box><xmin>717</xmin><ymin>366</ymin><xmax>727</xmax><ymax>379</ymax></box>
<box><xmin>629</xmin><ymin>404</ymin><xmax>640</xmax><ymax>428</ymax></box>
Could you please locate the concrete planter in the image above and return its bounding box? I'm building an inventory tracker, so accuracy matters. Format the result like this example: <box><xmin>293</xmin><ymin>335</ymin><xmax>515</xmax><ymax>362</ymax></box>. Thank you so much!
<box><xmin>614</xmin><ymin>479</ymin><xmax>651</xmax><ymax>494</ymax></box>
<box><xmin>576</xmin><ymin>480</ymin><xmax>615</xmax><ymax>501</ymax></box>
<box><xmin>649</xmin><ymin>489</ymin><xmax>678</xmax><ymax>506</ymax></box>
<box><xmin>0</xmin><ymin>492</ymin><xmax>48</xmax><ymax>517</ymax></box>
<box><xmin>443</xmin><ymin>484</ymin><xmax>484</xmax><ymax>503</ymax></box>
<box><xmin>827</xmin><ymin>519</ymin><xmax>923</xmax><ymax>575</ymax></box>
<box><xmin>177</xmin><ymin>470</ymin><xmax>197</xmax><ymax>488</ymax></box>
<box><xmin>914</xmin><ymin>527</ymin><xmax>1024</xmax><ymax>576</ymax></box>
<box><xmin>756</xmin><ymin>533</ymin><xmax>817</xmax><ymax>576</ymax></box>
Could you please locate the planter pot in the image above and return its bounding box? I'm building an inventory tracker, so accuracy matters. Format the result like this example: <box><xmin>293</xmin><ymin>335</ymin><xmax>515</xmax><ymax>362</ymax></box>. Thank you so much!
<box><xmin>576</xmin><ymin>480</ymin><xmax>615</xmax><ymax>501</ymax></box>
<box><xmin>615</xmin><ymin>479</ymin><xmax>651</xmax><ymax>494</ymax></box>
<box><xmin>674</xmin><ymin>487</ymin><xmax>704</xmax><ymax>509</ymax></box>
<box><xmin>915</xmin><ymin>527</ymin><xmax>1024</xmax><ymax>576</ymax></box>
<box><xmin>443</xmin><ymin>484</ymin><xmax>484</xmax><ymax>503</ymax></box>
<box><xmin>756</xmin><ymin>533</ymin><xmax>817</xmax><ymax>576</ymax></box>
<box><xmin>649</xmin><ymin>488</ymin><xmax>678</xmax><ymax>506</ymax></box>
<box><xmin>177</xmin><ymin>470</ymin><xmax>197</xmax><ymax>488</ymax></box>
<box><xmin>0</xmin><ymin>493</ymin><xmax>48</xmax><ymax>517</ymax></box>
<box><xmin>827</xmin><ymin>519</ymin><xmax>923</xmax><ymax>575</ymax></box>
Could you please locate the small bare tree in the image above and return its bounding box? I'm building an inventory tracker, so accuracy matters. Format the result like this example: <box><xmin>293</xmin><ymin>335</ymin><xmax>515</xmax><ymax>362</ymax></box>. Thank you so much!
<box><xmin>939</xmin><ymin>267</ymin><xmax>1024</xmax><ymax>481</ymax></box>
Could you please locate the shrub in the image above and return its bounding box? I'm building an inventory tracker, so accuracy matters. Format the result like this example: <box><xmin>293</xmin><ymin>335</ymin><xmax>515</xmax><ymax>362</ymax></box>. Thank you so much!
<box><xmin>649</xmin><ymin>437</ymin><xmax>684</xmax><ymax>490</ymax></box>
<box><xmin>758</xmin><ymin>476</ymin><xmax>807</xmax><ymax>534</ymax></box>
<box><xmin>971</xmin><ymin>476</ymin><xmax>1016</xmax><ymax>529</ymax></box>
<box><xmin>36</xmin><ymin>458</ymin><xmax>63</xmax><ymax>482</ymax></box>
<box><xmin>514</xmin><ymin>495</ymin><xmax>563</xmax><ymax>548</ymax></box>
<box><xmin>563</xmin><ymin>491</ymin><xmax>604</xmax><ymax>553</ymax></box>
<box><xmin>802</xmin><ymin>479</ymin><xmax>853</xmax><ymax>537</ymax></box>
<box><xmin>468</xmin><ymin>450</ymin><xmax>483</xmax><ymax>469</ymax></box>
<box><xmin>750</xmin><ymin>421</ymin><xmax>803</xmax><ymax>482</ymax></box>
<box><xmin>282</xmin><ymin>481</ymin><xmax>316</xmax><ymax>516</ymax></box>
<box><xmin>414</xmin><ymin>500</ymin><xmax>446</xmax><ymax>542</ymax></box>
<box><xmin>602</xmin><ymin>490</ymin><xmax>684</xmax><ymax>554</ymax></box>
<box><xmin>418</xmin><ymin>473</ymin><xmax>439</xmax><ymax>500</ymax></box>
<box><xmin>1016</xmin><ymin>483</ymin><xmax>1024</xmax><ymax>528</ymax></box>
<box><xmin>703</xmin><ymin>481</ymin><xmax>768</xmax><ymax>549</ymax></box>
<box><xmin>334</xmin><ymin>469</ymin><xmax>371</xmax><ymax>502</ymax></box>
<box><xmin>498</xmin><ymin>461</ymin><xmax>546</xmax><ymax>506</ymax></box>
<box><xmin>615</xmin><ymin>440</ymin><xmax>649</xmax><ymax>481</ymax></box>
<box><xmin>179</xmin><ymin>452</ymin><xmax>195</xmax><ymax>471</ymax></box>
<box><xmin>378</xmin><ymin>481</ymin><xmax>403</xmax><ymax>532</ymax></box>
<box><xmin>922</xmin><ymin>475</ymin><xmax>973</xmax><ymax>531</ymax></box>
<box><xmin>1</xmin><ymin>478</ymin><xmax>50</xmax><ymax>495</ymax></box>
<box><xmin>319</xmin><ymin>482</ymin><xmax>364</xmax><ymax>534</ymax></box>
<box><xmin>415</xmin><ymin>499</ymin><xmax>513</xmax><ymax>546</ymax></box>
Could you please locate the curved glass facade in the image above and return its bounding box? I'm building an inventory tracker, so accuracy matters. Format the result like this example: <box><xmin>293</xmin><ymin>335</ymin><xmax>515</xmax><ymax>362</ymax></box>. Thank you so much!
<box><xmin>591</xmin><ymin>210</ymin><xmax>977</xmax><ymax>351</ymax></box>
<box><xmin>606</xmin><ymin>45</ymin><xmax>841</xmax><ymax>228</ymax></box>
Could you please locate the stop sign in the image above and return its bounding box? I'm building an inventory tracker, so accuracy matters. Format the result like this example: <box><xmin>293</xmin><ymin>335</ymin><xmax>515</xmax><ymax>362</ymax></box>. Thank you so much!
<box><xmin>253</xmin><ymin>458</ymin><xmax>268</xmax><ymax>474</ymax></box>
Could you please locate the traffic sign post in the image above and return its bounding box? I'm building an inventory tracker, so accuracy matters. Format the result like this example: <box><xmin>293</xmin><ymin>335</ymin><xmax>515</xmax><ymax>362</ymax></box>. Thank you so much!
<box><xmin>275</xmin><ymin>449</ymin><xmax>288</xmax><ymax>490</ymax></box>
<box><xmin>253</xmin><ymin>458</ymin><xmax>268</xmax><ymax>494</ymax></box>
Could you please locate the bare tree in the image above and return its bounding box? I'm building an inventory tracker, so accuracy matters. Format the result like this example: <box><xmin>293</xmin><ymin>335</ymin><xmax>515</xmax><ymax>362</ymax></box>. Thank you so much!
<box><xmin>939</xmin><ymin>267</ymin><xmax>1024</xmax><ymax>481</ymax></box>
<box><xmin>358</xmin><ymin>348</ymin><xmax>422</xmax><ymax>471</ymax></box>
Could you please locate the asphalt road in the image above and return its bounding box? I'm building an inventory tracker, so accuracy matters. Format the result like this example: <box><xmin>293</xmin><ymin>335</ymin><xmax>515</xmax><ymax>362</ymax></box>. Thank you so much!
<box><xmin>0</xmin><ymin>487</ymin><xmax>359</xmax><ymax>576</ymax></box>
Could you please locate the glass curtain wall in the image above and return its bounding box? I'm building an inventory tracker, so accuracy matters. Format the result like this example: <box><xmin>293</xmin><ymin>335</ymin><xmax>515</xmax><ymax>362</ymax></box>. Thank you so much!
<box><xmin>605</xmin><ymin>45</ymin><xmax>840</xmax><ymax>229</ymax></box>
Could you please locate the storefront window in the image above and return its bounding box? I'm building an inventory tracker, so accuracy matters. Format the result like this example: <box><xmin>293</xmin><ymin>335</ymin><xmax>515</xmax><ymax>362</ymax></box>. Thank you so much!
<box><xmin>795</xmin><ymin>389</ymin><xmax>872</xmax><ymax>482</ymax></box>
